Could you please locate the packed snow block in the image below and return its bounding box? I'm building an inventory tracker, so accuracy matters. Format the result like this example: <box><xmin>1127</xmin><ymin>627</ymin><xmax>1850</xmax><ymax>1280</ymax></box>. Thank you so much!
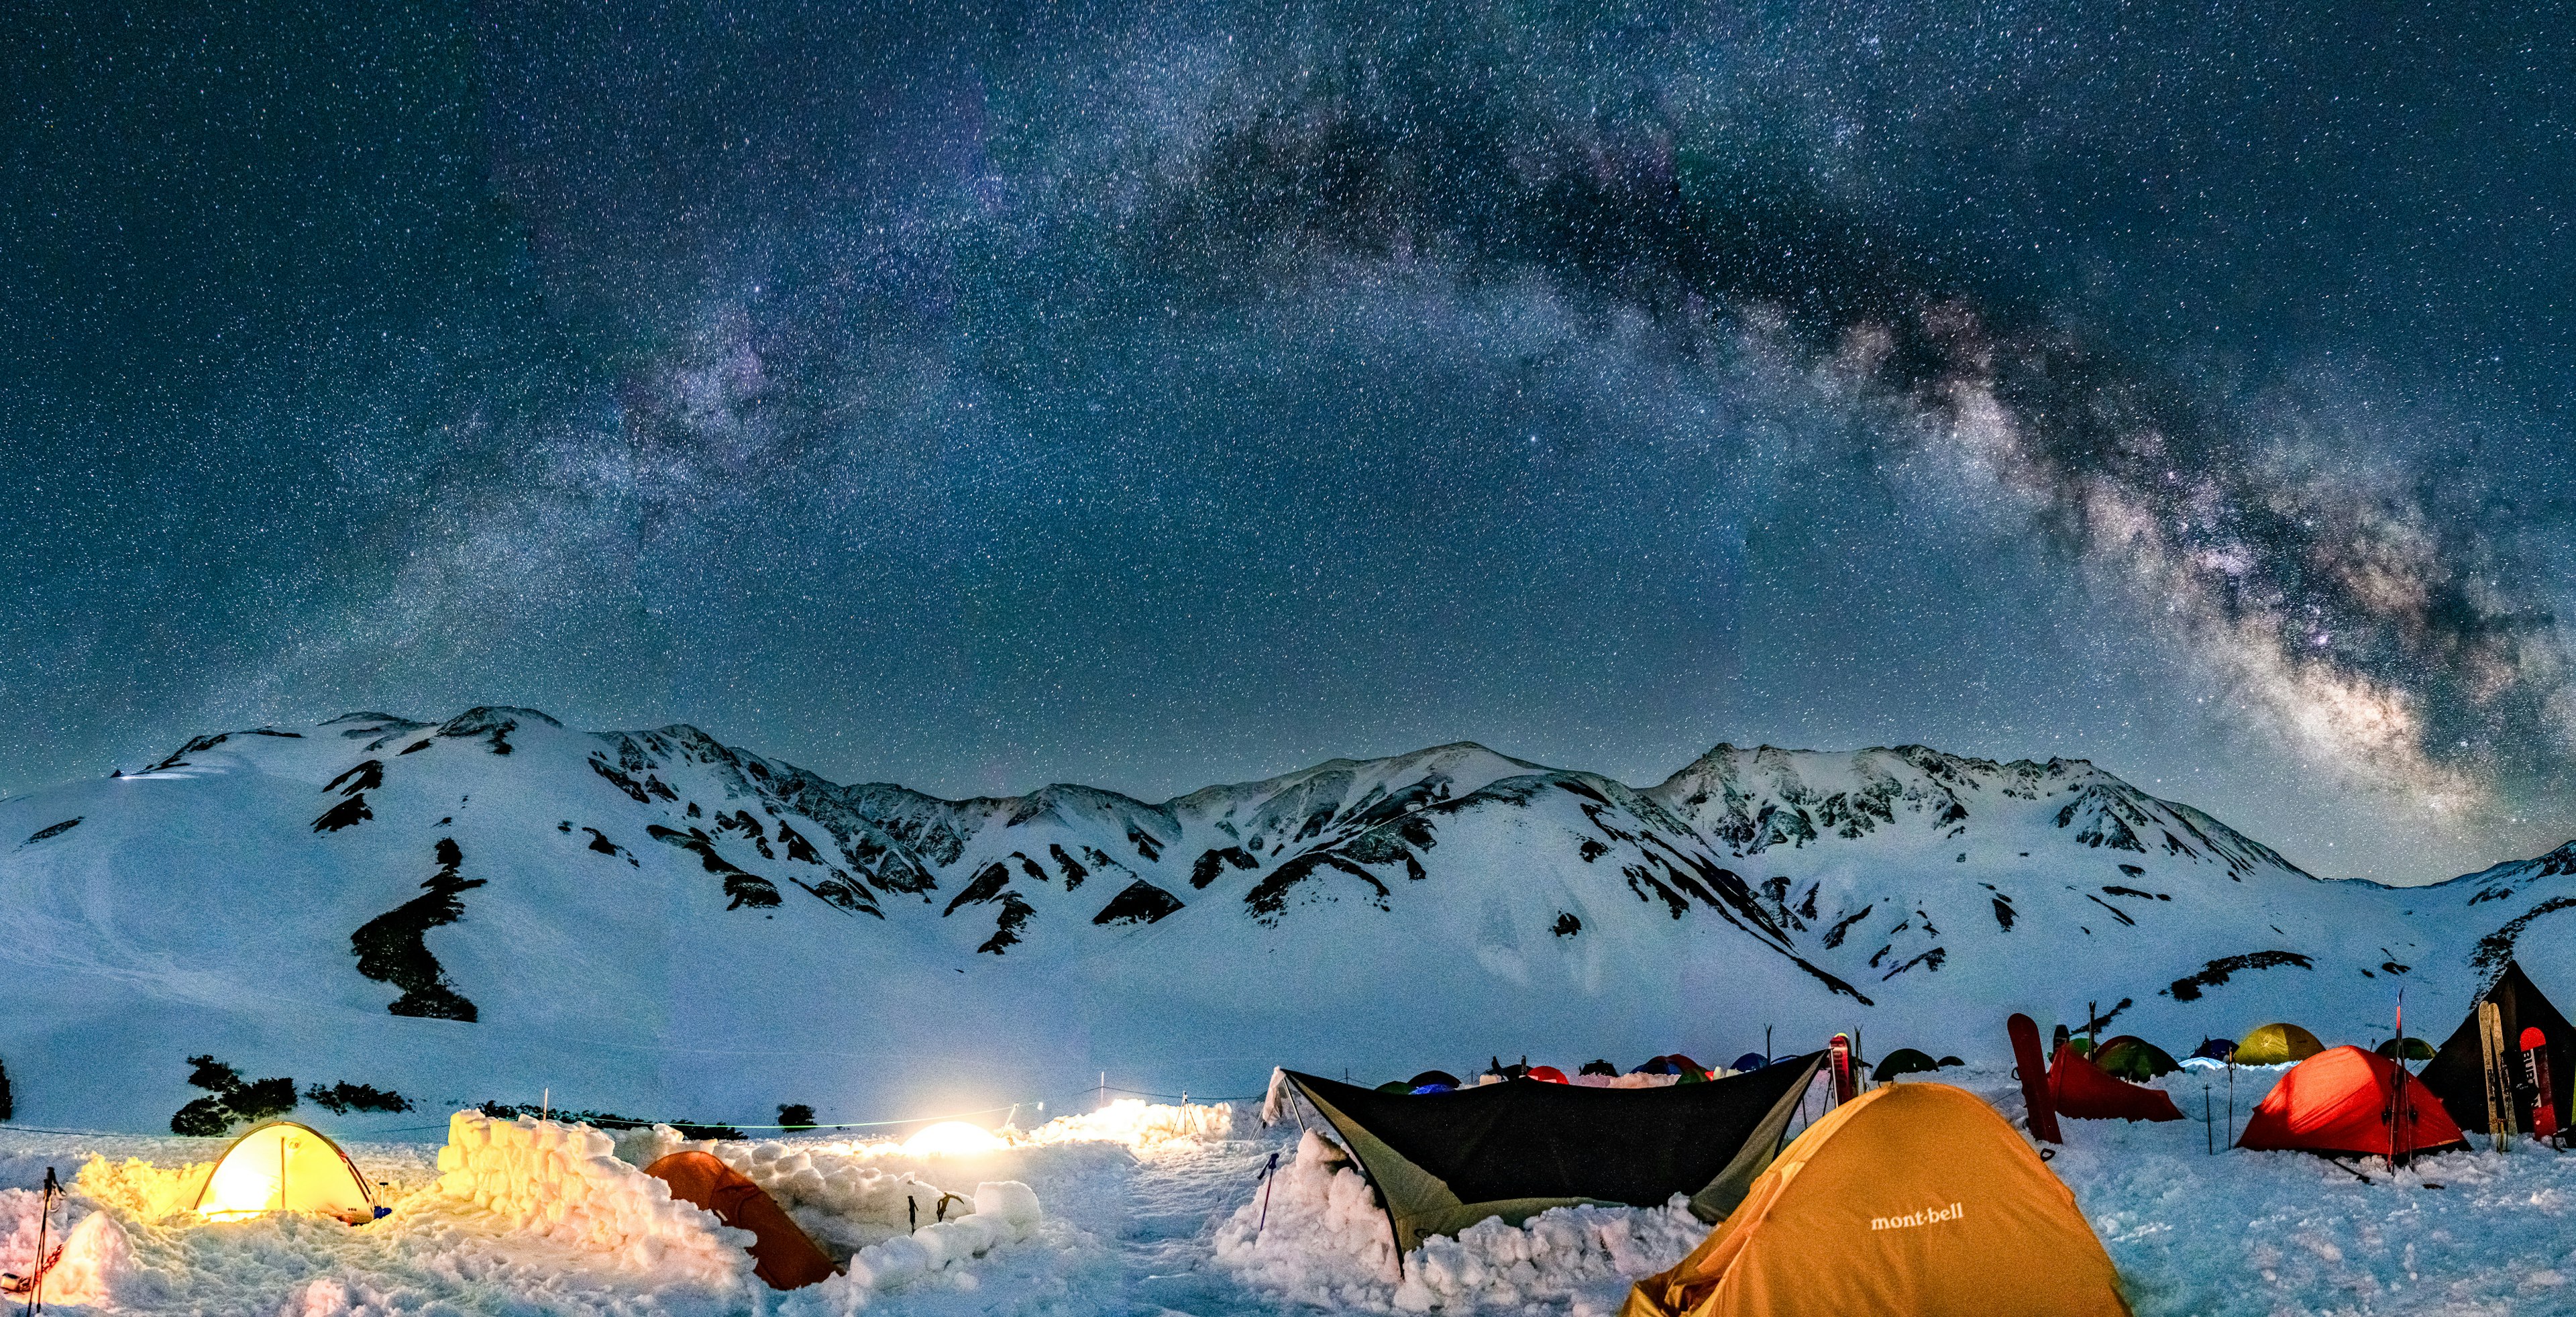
<box><xmin>837</xmin><ymin>1180</ymin><xmax>1037</xmax><ymax>1283</ymax></box>
<box><xmin>973</xmin><ymin>1179</ymin><xmax>1042</xmax><ymax>1234</ymax></box>
<box><xmin>433</xmin><ymin>1111</ymin><xmax>751</xmax><ymax>1287</ymax></box>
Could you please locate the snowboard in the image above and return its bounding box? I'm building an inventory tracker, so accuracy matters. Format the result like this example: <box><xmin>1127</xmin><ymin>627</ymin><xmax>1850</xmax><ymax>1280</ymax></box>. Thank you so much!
<box><xmin>2522</xmin><ymin>1025</ymin><xmax>2559</xmax><ymax>1144</ymax></box>
<box><xmin>1829</xmin><ymin>1033</ymin><xmax>1857</xmax><ymax>1104</ymax></box>
<box><xmin>2008</xmin><ymin>1013</ymin><xmax>2063</xmax><ymax>1144</ymax></box>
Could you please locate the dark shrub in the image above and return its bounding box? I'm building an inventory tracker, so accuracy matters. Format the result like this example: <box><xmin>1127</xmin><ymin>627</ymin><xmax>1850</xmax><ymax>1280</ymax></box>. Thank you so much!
<box><xmin>172</xmin><ymin>1096</ymin><xmax>231</xmax><ymax>1136</ymax></box>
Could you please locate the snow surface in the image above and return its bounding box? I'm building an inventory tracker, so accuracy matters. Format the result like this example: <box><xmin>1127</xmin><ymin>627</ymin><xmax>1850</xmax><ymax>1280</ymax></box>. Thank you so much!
<box><xmin>11</xmin><ymin>706</ymin><xmax>2567</xmax><ymax>1135</ymax></box>
<box><xmin>7</xmin><ymin>1082</ymin><xmax>2576</xmax><ymax>1315</ymax></box>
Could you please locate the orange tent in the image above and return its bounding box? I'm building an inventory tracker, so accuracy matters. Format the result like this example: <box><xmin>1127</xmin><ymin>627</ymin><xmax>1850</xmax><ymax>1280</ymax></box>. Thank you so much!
<box><xmin>2236</xmin><ymin>1046</ymin><xmax>2468</xmax><ymax>1159</ymax></box>
<box><xmin>2047</xmin><ymin>1043</ymin><xmax>2184</xmax><ymax>1122</ymax></box>
<box><xmin>645</xmin><ymin>1151</ymin><xmax>837</xmax><ymax>1289</ymax></box>
<box><xmin>1621</xmin><ymin>1084</ymin><xmax>2131</xmax><ymax>1317</ymax></box>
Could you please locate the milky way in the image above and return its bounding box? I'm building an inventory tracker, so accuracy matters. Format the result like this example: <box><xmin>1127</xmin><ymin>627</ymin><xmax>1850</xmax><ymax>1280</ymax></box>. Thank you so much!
<box><xmin>5</xmin><ymin>1</ymin><xmax>2570</xmax><ymax>880</ymax></box>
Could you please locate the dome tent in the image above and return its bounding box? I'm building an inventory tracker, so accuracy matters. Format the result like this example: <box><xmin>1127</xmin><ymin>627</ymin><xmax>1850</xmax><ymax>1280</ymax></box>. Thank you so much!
<box><xmin>2237</xmin><ymin>1047</ymin><xmax>2467</xmax><ymax>1159</ymax></box>
<box><xmin>193</xmin><ymin>1121</ymin><xmax>384</xmax><ymax>1223</ymax></box>
<box><xmin>2090</xmin><ymin>1037</ymin><xmax>2180</xmax><ymax>1081</ymax></box>
<box><xmin>1621</xmin><ymin>1084</ymin><xmax>2131</xmax><ymax>1317</ymax></box>
<box><xmin>2048</xmin><ymin>1043</ymin><xmax>2184</xmax><ymax>1122</ymax></box>
<box><xmin>2236</xmin><ymin>1023</ymin><xmax>2325</xmax><ymax>1065</ymax></box>
<box><xmin>644</xmin><ymin>1151</ymin><xmax>836</xmax><ymax>1290</ymax></box>
<box><xmin>2375</xmin><ymin>1038</ymin><xmax>2437</xmax><ymax>1062</ymax></box>
<box><xmin>1871</xmin><ymin>1048</ymin><xmax>1943</xmax><ymax>1082</ymax></box>
<box><xmin>1276</xmin><ymin>1055</ymin><xmax>1823</xmax><ymax>1253</ymax></box>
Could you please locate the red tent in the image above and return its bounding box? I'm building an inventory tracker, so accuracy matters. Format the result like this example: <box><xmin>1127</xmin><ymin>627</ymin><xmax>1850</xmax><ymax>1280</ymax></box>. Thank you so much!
<box><xmin>2048</xmin><ymin>1041</ymin><xmax>2185</xmax><ymax>1122</ymax></box>
<box><xmin>645</xmin><ymin>1151</ymin><xmax>837</xmax><ymax>1289</ymax></box>
<box><xmin>2237</xmin><ymin>1045</ymin><xmax>2467</xmax><ymax>1158</ymax></box>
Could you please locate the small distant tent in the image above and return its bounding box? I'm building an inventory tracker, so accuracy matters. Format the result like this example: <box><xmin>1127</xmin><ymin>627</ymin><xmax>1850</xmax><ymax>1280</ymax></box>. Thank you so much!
<box><xmin>2418</xmin><ymin>959</ymin><xmax>2576</xmax><ymax>1137</ymax></box>
<box><xmin>2235</xmin><ymin>1023</ymin><xmax>2324</xmax><ymax>1065</ymax></box>
<box><xmin>1278</xmin><ymin>1054</ymin><xmax>1823</xmax><ymax>1253</ymax></box>
<box><xmin>1872</xmin><ymin>1048</ymin><xmax>1943</xmax><ymax>1082</ymax></box>
<box><xmin>2189</xmin><ymin>1038</ymin><xmax>2236</xmax><ymax>1063</ymax></box>
<box><xmin>194</xmin><ymin>1121</ymin><xmax>383</xmax><ymax>1223</ymax></box>
<box><xmin>645</xmin><ymin>1151</ymin><xmax>836</xmax><ymax>1290</ymax></box>
<box><xmin>2374</xmin><ymin>1038</ymin><xmax>2436</xmax><ymax>1062</ymax></box>
<box><xmin>2048</xmin><ymin>1044</ymin><xmax>2184</xmax><ymax>1122</ymax></box>
<box><xmin>2090</xmin><ymin>1037</ymin><xmax>2180</xmax><ymax>1081</ymax></box>
<box><xmin>2236</xmin><ymin>1046</ymin><xmax>2466</xmax><ymax>1159</ymax></box>
<box><xmin>1620</xmin><ymin>1084</ymin><xmax>2132</xmax><ymax>1317</ymax></box>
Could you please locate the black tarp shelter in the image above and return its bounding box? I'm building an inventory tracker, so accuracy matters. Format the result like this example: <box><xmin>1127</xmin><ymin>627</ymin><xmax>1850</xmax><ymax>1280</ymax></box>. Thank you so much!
<box><xmin>2419</xmin><ymin>959</ymin><xmax>2575</xmax><ymax>1137</ymax></box>
<box><xmin>1278</xmin><ymin>1053</ymin><xmax>1823</xmax><ymax>1254</ymax></box>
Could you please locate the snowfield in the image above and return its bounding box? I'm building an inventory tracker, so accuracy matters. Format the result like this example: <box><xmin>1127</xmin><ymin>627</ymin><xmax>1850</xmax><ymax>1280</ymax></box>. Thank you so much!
<box><xmin>7</xmin><ymin>1079</ymin><xmax>2576</xmax><ymax>1316</ymax></box>
<box><xmin>14</xmin><ymin>707</ymin><xmax>2576</xmax><ymax>1135</ymax></box>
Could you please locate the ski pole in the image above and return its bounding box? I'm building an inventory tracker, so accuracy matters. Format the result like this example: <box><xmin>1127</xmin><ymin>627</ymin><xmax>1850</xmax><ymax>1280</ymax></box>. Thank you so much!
<box><xmin>1256</xmin><ymin>1151</ymin><xmax>1279</xmax><ymax>1236</ymax></box>
<box><xmin>2205</xmin><ymin>1086</ymin><xmax>2214</xmax><ymax>1155</ymax></box>
<box><xmin>28</xmin><ymin>1165</ymin><xmax>57</xmax><ymax>1316</ymax></box>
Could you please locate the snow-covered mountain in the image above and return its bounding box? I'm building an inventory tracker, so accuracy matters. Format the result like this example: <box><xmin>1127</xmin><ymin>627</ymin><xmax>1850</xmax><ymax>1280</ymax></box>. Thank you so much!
<box><xmin>3</xmin><ymin>707</ymin><xmax>2569</xmax><ymax>1131</ymax></box>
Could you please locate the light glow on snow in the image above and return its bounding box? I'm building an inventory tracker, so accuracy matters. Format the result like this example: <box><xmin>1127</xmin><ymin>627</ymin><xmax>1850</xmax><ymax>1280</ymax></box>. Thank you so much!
<box><xmin>900</xmin><ymin>1121</ymin><xmax>1009</xmax><ymax>1157</ymax></box>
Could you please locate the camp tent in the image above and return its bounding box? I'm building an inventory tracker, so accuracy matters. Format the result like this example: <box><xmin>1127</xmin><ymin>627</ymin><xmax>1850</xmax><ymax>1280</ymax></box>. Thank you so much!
<box><xmin>2189</xmin><ymin>1038</ymin><xmax>2236</xmax><ymax>1062</ymax></box>
<box><xmin>2374</xmin><ymin>1038</ymin><xmax>2436</xmax><ymax>1062</ymax></box>
<box><xmin>1277</xmin><ymin>1055</ymin><xmax>1823</xmax><ymax>1253</ymax></box>
<box><xmin>1620</xmin><ymin>1084</ymin><xmax>2131</xmax><ymax>1317</ymax></box>
<box><xmin>645</xmin><ymin>1151</ymin><xmax>836</xmax><ymax>1289</ymax></box>
<box><xmin>2235</xmin><ymin>1023</ymin><xmax>2325</xmax><ymax>1065</ymax></box>
<box><xmin>2048</xmin><ymin>1044</ymin><xmax>2184</xmax><ymax>1122</ymax></box>
<box><xmin>2236</xmin><ymin>1046</ymin><xmax>2466</xmax><ymax>1159</ymax></box>
<box><xmin>2091</xmin><ymin>1037</ymin><xmax>2180</xmax><ymax>1081</ymax></box>
<box><xmin>193</xmin><ymin>1121</ymin><xmax>383</xmax><ymax>1223</ymax></box>
<box><xmin>2418</xmin><ymin>959</ymin><xmax>2575</xmax><ymax>1137</ymax></box>
<box><xmin>1872</xmin><ymin>1048</ymin><xmax>1943</xmax><ymax>1082</ymax></box>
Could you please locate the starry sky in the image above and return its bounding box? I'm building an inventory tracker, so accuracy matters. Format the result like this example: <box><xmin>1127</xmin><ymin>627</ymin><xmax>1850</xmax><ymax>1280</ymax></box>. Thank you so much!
<box><xmin>5</xmin><ymin>1</ymin><xmax>2571</xmax><ymax>883</ymax></box>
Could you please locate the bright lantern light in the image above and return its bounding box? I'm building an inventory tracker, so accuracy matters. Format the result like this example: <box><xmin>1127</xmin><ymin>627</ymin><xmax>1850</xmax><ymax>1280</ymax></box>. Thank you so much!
<box><xmin>902</xmin><ymin>1120</ymin><xmax>1006</xmax><ymax>1156</ymax></box>
<box><xmin>197</xmin><ymin>1122</ymin><xmax>380</xmax><ymax>1222</ymax></box>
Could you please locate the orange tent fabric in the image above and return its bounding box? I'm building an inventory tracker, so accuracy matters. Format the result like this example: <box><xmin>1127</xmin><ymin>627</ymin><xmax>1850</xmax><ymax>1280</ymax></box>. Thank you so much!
<box><xmin>1620</xmin><ymin>1084</ymin><xmax>2131</xmax><ymax>1317</ymax></box>
<box><xmin>2048</xmin><ymin>1043</ymin><xmax>2185</xmax><ymax>1122</ymax></box>
<box><xmin>2236</xmin><ymin>1046</ymin><xmax>2468</xmax><ymax>1158</ymax></box>
<box><xmin>645</xmin><ymin>1151</ymin><xmax>837</xmax><ymax>1290</ymax></box>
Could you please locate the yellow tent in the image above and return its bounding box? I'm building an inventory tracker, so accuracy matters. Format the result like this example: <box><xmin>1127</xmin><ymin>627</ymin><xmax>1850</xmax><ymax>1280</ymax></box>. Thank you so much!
<box><xmin>2235</xmin><ymin>1022</ymin><xmax>2324</xmax><ymax>1066</ymax></box>
<box><xmin>194</xmin><ymin>1121</ymin><xmax>384</xmax><ymax>1223</ymax></box>
<box><xmin>1621</xmin><ymin>1084</ymin><xmax>2130</xmax><ymax>1317</ymax></box>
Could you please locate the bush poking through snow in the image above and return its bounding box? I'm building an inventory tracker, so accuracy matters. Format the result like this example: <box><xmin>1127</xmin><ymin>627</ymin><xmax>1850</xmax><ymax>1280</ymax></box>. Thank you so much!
<box><xmin>304</xmin><ymin>1082</ymin><xmax>411</xmax><ymax>1114</ymax></box>
<box><xmin>170</xmin><ymin>1054</ymin><xmax>297</xmax><ymax>1135</ymax></box>
<box><xmin>169</xmin><ymin>1098</ymin><xmax>229</xmax><ymax>1137</ymax></box>
<box><xmin>0</xmin><ymin>1055</ymin><xmax>12</xmax><ymax>1121</ymax></box>
<box><xmin>779</xmin><ymin>1104</ymin><xmax>817</xmax><ymax>1130</ymax></box>
<box><xmin>1214</xmin><ymin>1131</ymin><xmax>1706</xmax><ymax>1314</ymax></box>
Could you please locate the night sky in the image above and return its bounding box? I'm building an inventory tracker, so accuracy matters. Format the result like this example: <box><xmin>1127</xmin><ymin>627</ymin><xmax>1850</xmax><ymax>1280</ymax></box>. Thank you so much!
<box><xmin>6</xmin><ymin>1</ymin><xmax>2570</xmax><ymax>883</ymax></box>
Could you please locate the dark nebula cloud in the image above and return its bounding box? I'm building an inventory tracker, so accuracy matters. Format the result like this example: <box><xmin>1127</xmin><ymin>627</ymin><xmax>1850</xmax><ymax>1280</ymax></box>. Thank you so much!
<box><xmin>5</xmin><ymin>0</ymin><xmax>2570</xmax><ymax>879</ymax></box>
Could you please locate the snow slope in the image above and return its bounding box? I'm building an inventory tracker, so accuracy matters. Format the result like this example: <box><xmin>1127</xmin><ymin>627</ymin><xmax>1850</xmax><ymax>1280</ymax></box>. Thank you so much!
<box><xmin>3</xmin><ymin>708</ymin><xmax>2570</xmax><ymax>1132</ymax></box>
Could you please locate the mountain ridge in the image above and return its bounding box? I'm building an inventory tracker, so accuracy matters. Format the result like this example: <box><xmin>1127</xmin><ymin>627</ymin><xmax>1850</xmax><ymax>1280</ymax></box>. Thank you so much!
<box><xmin>4</xmin><ymin>704</ymin><xmax>2569</xmax><ymax>1130</ymax></box>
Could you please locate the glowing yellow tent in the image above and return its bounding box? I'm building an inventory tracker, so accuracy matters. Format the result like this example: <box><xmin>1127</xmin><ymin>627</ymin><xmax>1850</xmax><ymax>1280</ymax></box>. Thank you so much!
<box><xmin>194</xmin><ymin>1121</ymin><xmax>384</xmax><ymax>1223</ymax></box>
<box><xmin>2235</xmin><ymin>1022</ymin><xmax>2325</xmax><ymax>1066</ymax></box>
<box><xmin>1621</xmin><ymin>1084</ymin><xmax>2131</xmax><ymax>1317</ymax></box>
